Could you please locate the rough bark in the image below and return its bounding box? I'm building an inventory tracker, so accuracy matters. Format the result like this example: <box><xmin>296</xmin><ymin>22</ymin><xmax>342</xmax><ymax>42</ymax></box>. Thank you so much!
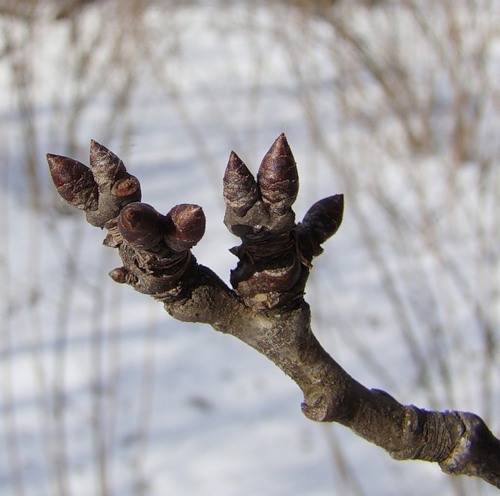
<box><xmin>47</xmin><ymin>134</ymin><xmax>500</xmax><ymax>489</ymax></box>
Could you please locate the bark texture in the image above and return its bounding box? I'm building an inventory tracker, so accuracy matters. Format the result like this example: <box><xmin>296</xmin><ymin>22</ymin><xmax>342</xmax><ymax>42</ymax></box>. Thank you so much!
<box><xmin>48</xmin><ymin>135</ymin><xmax>500</xmax><ymax>489</ymax></box>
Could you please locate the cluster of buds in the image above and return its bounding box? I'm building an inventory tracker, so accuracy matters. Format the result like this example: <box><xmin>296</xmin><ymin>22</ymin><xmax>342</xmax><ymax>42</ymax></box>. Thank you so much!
<box><xmin>108</xmin><ymin>201</ymin><xmax>205</xmax><ymax>294</ymax></box>
<box><xmin>114</xmin><ymin>202</ymin><xmax>205</xmax><ymax>253</ymax></box>
<box><xmin>48</xmin><ymin>141</ymin><xmax>205</xmax><ymax>295</ymax></box>
<box><xmin>47</xmin><ymin>140</ymin><xmax>142</xmax><ymax>228</ymax></box>
<box><xmin>223</xmin><ymin>133</ymin><xmax>343</xmax><ymax>309</ymax></box>
<box><xmin>48</xmin><ymin>134</ymin><xmax>342</xmax><ymax>305</ymax></box>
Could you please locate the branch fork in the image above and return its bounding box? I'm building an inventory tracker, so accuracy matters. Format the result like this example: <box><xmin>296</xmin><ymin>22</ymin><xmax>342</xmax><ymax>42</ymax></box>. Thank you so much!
<box><xmin>48</xmin><ymin>134</ymin><xmax>500</xmax><ymax>489</ymax></box>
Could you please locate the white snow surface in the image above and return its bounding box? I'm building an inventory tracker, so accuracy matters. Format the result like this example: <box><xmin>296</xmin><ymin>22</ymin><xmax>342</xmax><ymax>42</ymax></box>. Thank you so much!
<box><xmin>0</xmin><ymin>1</ymin><xmax>499</xmax><ymax>495</ymax></box>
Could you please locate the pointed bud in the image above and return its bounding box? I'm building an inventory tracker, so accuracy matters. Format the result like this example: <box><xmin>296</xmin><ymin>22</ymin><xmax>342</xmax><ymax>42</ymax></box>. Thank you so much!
<box><xmin>257</xmin><ymin>133</ymin><xmax>299</xmax><ymax>214</ymax></box>
<box><xmin>118</xmin><ymin>202</ymin><xmax>166</xmax><ymax>250</ymax></box>
<box><xmin>89</xmin><ymin>139</ymin><xmax>127</xmax><ymax>187</ymax></box>
<box><xmin>300</xmin><ymin>194</ymin><xmax>344</xmax><ymax>255</ymax></box>
<box><xmin>47</xmin><ymin>153</ymin><xmax>98</xmax><ymax>210</ymax></box>
<box><xmin>165</xmin><ymin>204</ymin><xmax>206</xmax><ymax>252</ymax></box>
<box><xmin>223</xmin><ymin>151</ymin><xmax>259</xmax><ymax>216</ymax></box>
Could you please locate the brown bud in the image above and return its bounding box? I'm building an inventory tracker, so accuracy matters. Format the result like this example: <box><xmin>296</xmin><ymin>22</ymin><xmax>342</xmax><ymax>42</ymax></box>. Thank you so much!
<box><xmin>89</xmin><ymin>139</ymin><xmax>128</xmax><ymax>187</ymax></box>
<box><xmin>111</xmin><ymin>176</ymin><xmax>141</xmax><ymax>198</ymax></box>
<box><xmin>109</xmin><ymin>267</ymin><xmax>135</xmax><ymax>285</ymax></box>
<box><xmin>257</xmin><ymin>133</ymin><xmax>299</xmax><ymax>214</ymax></box>
<box><xmin>47</xmin><ymin>153</ymin><xmax>98</xmax><ymax>210</ymax></box>
<box><xmin>223</xmin><ymin>151</ymin><xmax>259</xmax><ymax>216</ymax></box>
<box><xmin>118</xmin><ymin>202</ymin><xmax>166</xmax><ymax>250</ymax></box>
<box><xmin>165</xmin><ymin>204</ymin><xmax>206</xmax><ymax>252</ymax></box>
<box><xmin>300</xmin><ymin>194</ymin><xmax>344</xmax><ymax>255</ymax></box>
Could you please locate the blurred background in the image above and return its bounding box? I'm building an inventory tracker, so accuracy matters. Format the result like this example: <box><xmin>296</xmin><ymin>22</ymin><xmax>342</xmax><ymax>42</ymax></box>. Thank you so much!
<box><xmin>0</xmin><ymin>0</ymin><xmax>499</xmax><ymax>494</ymax></box>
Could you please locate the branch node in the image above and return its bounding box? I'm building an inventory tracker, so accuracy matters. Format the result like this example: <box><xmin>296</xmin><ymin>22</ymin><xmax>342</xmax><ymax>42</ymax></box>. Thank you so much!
<box><xmin>301</xmin><ymin>393</ymin><xmax>333</xmax><ymax>422</ymax></box>
<box><xmin>439</xmin><ymin>412</ymin><xmax>500</xmax><ymax>486</ymax></box>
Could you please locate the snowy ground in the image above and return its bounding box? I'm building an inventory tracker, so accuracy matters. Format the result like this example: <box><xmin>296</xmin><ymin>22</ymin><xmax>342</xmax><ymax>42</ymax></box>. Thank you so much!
<box><xmin>0</xmin><ymin>1</ymin><xmax>499</xmax><ymax>495</ymax></box>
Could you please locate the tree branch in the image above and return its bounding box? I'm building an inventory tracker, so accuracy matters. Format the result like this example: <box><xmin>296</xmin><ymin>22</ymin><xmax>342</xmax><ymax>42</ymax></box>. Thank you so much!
<box><xmin>47</xmin><ymin>134</ymin><xmax>500</xmax><ymax>489</ymax></box>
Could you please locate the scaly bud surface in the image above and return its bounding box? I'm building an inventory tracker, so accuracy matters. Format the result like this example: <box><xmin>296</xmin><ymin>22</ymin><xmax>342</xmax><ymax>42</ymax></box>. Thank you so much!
<box><xmin>299</xmin><ymin>194</ymin><xmax>344</xmax><ymax>257</ymax></box>
<box><xmin>118</xmin><ymin>202</ymin><xmax>166</xmax><ymax>251</ymax></box>
<box><xmin>257</xmin><ymin>133</ymin><xmax>299</xmax><ymax>214</ymax></box>
<box><xmin>165</xmin><ymin>204</ymin><xmax>206</xmax><ymax>252</ymax></box>
<box><xmin>89</xmin><ymin>140</ymin><xmax>128</xmax><ymax>187</ymax></box>
<box><xmin>47</xmin><ymin>154</ymin><xmax>98</xmax><ymax>210</ymax></box>
<box><xmin>223</xmin><ymin>151</ymin><xmax>259</xmax><ymax>216</ymax></box>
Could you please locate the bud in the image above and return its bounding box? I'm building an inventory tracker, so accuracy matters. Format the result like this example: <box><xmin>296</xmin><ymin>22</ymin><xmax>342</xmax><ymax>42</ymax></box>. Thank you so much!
<box><xmin>165</xmin><ymin>204</ymin><xmax>206</xmax><ymax>252</ymax></box>
<box><xmin>109</xmin><ymin>266</ymin><xmax>131</xmax><ymax>284</ymax></box>
<box><xmin>111</xmin><ymin>176</ymin><xmax>141</xmax><ymax>198</ymax></box>
<box><xmin>299</xmin><ymin>194</ymin><xmax>344</xmax><ymax>256</ymax></box>
<box><xmin>257</xmin><ymin>133</ymin><xmax>299</xmax><ymax>214</ymax></box>
<box><xmin>90</xmin><ymin>140</ymin><xmax>130</xmax><ymax>189</ymax></box>
<box><xmin>118</xmin><ymin>202</ymin><xmax>166</xmax><ymax>250</ymax></box>
<box><xmin>223</xmin><ymin>151</ymin><xmax>259</xmax><ymax>216</ymax></box>
<box><xmin>47</xmin><ymin>153</ymin><xmax>98</xmax><ymax>210</ymax></box>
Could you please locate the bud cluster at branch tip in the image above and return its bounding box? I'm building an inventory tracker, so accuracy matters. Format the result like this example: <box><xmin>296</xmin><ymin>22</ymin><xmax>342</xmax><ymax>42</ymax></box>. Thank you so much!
<box><xmin>117</xmin><ymin>202</ymin><xmax>206</xmax><ymax>254</ymax></box>
<box><xmin>48</xmin><ymin>134</ymin><xmax>341</xmax><ymax>307</ymax></box>
<box><xmin>222</xmin><ymin>133</ymin><xmax>343</xmax><ymax>309</ymax></box>
<box><xmin>221</xmin><ymin>135</ymin><xmax>294</xmax><ymax>307</ymax></box>
<box><xmin>47</xmin><ymin>140</ymin><xmax>141</xmax><ymax>228</ymax></box>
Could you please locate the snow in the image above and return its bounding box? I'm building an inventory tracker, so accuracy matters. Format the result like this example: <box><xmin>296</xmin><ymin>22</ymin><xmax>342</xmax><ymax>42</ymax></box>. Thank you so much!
<box><xmin>0</xmin><ymin>1</ymin><xmax>499</xmax><ymax>495</ymax></box>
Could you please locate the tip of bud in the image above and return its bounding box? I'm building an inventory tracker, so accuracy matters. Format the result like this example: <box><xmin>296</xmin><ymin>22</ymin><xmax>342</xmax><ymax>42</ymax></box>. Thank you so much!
<box><xmin>89</xmin><ymin>140</ymin><xmax>116</xmax><ymax>167</ymax></box>
<box><xmin>47</xmin><ymin>153</ymin><xmax>66</xmax><ymax>186</ymax></box>
<box><xmin>223</xmin><ymin>151</ymin><xmax>259</xmax><ymax>216</ymax></box>
<box><xmin>271</xmin><ymin>133</ymin><xmax>289</xmax><ymax>156</ymax></box>
<box><xmin>257</xmin><ymin>133</ymin><xmax>299</xmax><ymax>213</ymax></box>
<box><xmin>165</xmin><ymin>204</ymin><xmax>206</xmax><ymax>251</ymax></box>
<box><xmin>46</xmin><ymin>152</ymin><xmax>59</xmax><ymax>170</ymax></box>
<box><xmin>89</xmin><ymin>140</ymin><xmax>127</xmax><ymax>186</ymax></box>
